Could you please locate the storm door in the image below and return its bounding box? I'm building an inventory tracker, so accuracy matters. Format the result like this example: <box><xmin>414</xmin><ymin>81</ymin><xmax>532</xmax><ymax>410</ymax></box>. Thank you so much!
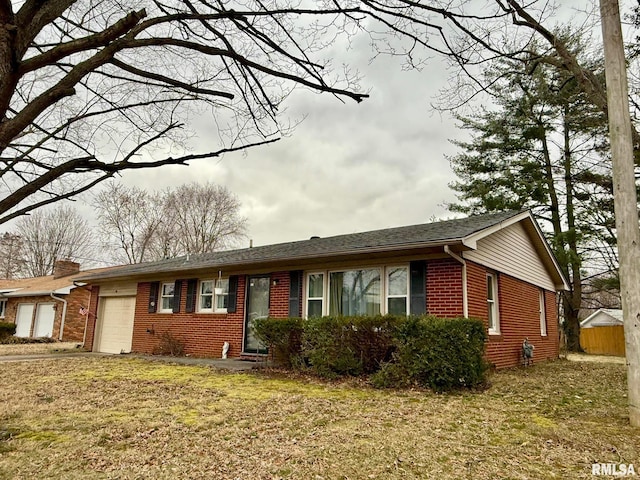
<box><xmin>244</xmin><ymin>276</ymin><xmax>270</xmax><ymax>354</ymax></box>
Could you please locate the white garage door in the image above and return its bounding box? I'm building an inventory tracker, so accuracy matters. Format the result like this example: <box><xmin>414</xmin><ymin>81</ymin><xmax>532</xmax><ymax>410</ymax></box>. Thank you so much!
<box><xmin>33</xmin><ymin>303</ymin><xmax>55</xmax><ymax>338</ymax></box>
<box><xmin>15</xmin><ymin>303</ymin><xmax>34</xmax><ymax>337</ymax></box>
<box><xmin>97</xmin><ymin>296</ymin><xmax>136</xmax><ymax>354</ymax></box>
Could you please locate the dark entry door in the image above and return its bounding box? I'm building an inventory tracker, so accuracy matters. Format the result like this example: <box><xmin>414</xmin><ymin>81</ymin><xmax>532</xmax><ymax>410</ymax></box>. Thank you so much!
<box><xmin>244</xmin><ymin>276</ymin><xmax>270</xmax><ymax>353</ymax></box>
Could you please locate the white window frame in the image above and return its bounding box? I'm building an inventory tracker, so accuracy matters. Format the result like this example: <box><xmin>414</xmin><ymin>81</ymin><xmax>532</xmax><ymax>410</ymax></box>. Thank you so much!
<box><xmin>159</xmin><ymin>282</ymin><xmax>175</xmax><ymax>313</ymax></box>
<box><xmin>303</xmin><ymin>264</ymin><xmax>410</xmax><ymax>318</ymax></box>
<box><xmin>487</xmin><ymin>272</ymin><xmax>500</xmax><ymax>335</ymax></box>
<box><xmin>385</xmin><ymin>266</ymin><xmax>409</xmax><ymax>316</ymax></box>
<box><xmin>539</xmin><ymin>289</ymin><xmax>547</xmax><ymax>336</ymax></box>
<box><xmin>0</xmin><ymin>299</ymin><xmax>6</xmax><ymax>318</ymax></box>
<box><xmin>198</xmin><ymin>278</ymin><xmax>229</xmax><ymax>314</ymax></box>
<box><xmin>305</xmin><ymin>272</ymin><xmax>326</xmax><ymax>318</ymax></box>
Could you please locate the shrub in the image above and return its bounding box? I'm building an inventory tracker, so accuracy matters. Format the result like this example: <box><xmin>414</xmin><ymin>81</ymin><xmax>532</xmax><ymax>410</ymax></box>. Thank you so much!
<box><xmin>371</xmin><ymin>316</ymin><xmax>489</xmax><ymax>391</ymax></box>
<box><xmin>0</xmin><ymin>322</ymin><xmax>16</xmax><ymax>341</ymax></box>
<box><xmin>152</xmin><ymin>331</ymin><xmax>186</xmax><ymax>356</ymax></box>
<box><xmin>302</xmin><ymin>315</ymin><xmax>401</xmax><ymax>378</ymax></box>
<box><xmin>0</xmin><ymin>336</ymin><xmax>57</xmax><ymax>345</ymax></box>
<box><xmin>253</xmin><ymin>317</ymin><xmax>304</xmax><ymax>368</ymax></box>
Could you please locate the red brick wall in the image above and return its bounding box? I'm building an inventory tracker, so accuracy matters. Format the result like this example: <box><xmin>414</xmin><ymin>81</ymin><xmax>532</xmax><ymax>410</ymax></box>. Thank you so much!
<box><xmin>467</xmin><ymin>261</ymin><xmax>559</xmax><ymax>368</ymax></box>
<box><xmin>84</xmin><ymin>286</ymin><xmax>100</xmax><ymax>351</ymax></box>
<box><xmin>427</xmin><ymin>259</ymin><xmax>464</xmax><ymax>317</ymax></box>
<box><xmin>126</xmin><ymin>273</ymin><xmax>295</xmax><ymax>358</ymax></box>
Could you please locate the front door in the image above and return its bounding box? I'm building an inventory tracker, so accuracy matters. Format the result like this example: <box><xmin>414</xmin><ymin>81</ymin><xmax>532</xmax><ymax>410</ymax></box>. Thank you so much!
<box><xmin>244</xmin><ymin>276</ymin><xmax>269</xmax><ymax>354</ymax></box>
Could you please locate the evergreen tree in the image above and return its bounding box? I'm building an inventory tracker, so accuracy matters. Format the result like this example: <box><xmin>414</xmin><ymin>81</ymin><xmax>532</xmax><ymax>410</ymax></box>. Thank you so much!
<box><xmin>448</xmin><ymin>40</ymin><xmax>619</xmax><ymax>350</ymax></box>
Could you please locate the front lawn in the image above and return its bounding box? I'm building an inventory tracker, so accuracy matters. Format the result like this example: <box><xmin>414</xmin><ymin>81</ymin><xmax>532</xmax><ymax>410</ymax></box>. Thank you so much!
<box><xmin>0</xmin><ymin>357</ymin><xmax>637</xmax><ymax>479</ymax></box>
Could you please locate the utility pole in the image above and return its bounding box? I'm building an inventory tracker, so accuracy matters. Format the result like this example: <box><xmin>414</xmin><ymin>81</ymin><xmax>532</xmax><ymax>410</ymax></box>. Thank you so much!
<box><xmin>599</xmin><ymin>0</ymin><xmax>640</xmax><ymax>427</ymax></box>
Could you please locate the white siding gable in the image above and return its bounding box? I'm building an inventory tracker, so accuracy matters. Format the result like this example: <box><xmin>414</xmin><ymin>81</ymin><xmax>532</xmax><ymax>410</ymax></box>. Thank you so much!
<box><xmin>463</xmin><ymin>222</ymin><xmax>556</xmax><ymax>291</ymax></box>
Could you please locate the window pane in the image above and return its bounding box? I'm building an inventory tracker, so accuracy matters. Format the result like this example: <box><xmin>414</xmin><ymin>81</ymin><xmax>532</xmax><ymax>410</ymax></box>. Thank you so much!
<box><xmin>329</xmin><ymin>269</ymin><xmax>380</xmax><ymax>316</ymax></box>
<box><xmin>162</xmin><ymin>296</ymin><xmax>174</xmax><ymax>311</ymax></box>
<box><xmin>388</xmin><ymin>267</ymin><xmax>408</xmax><ymax>296</ymax></box>
<box><xmin>162</xmin><ymin>284</ymin><xmax>174</xmax><ymax>296</ymax></box>
<box><xmin>308</xmin><ymin>299</ymin><xmax>323</xmax><ymax>318</ymax></box>
<box><xmin>308</xmin><ymin>273</ymin><xmax>324</xmax><ymax>298</ymax></box>
<box><xmin>388</xmin><ymin>297</ymin><xmax>407</xmax><ymax>316</ymax></box>
<box><xmin>487</xmin><ymin>276</ymin><xmax>493</xmax><ymax>300</ymax></box>
<box><xmin>200</xmin><ymin>295</ymin><xmax>212</xmax><ymax>310</ymax></box>
<box><xmin>201</xmin><ymin>281</ymin><xmax>213</xmax><ymax>295</ymax></box>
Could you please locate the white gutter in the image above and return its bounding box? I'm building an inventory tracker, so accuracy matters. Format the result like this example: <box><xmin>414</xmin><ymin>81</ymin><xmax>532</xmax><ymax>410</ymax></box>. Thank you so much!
<box><xmin>50</xmin><ymin>292</ymin><xmax>68</xmax><ymax>341</ymax></box>
<box><xmin>444</xmin><ymin>245</ymin><xmax>468</xmax><ymax>318</ymax></box>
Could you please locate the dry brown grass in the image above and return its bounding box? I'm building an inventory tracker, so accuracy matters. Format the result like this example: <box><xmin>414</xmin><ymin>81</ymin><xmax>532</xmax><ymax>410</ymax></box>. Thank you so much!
<box><xmin>0</xmin><ymin>357</ymin><xmax>637</xmax><ymax>479</ymax></box>
<box><xmin>0</xmin><ymin>341</ymin><xmax>82</xmax><ymax>356</ymax></box>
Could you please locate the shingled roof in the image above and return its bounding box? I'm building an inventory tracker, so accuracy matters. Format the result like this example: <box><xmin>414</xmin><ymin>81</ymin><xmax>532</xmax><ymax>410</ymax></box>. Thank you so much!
<box><xmin>78</xmin><ymin>210</ymin><xmax>531</xmax><ymax>282</ymax></box>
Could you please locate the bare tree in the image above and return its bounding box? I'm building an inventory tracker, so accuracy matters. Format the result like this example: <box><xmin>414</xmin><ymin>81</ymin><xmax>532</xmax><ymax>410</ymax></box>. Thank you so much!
<box><xmin>0</xmin><ymin>0</ymin><xmax>369</xmax><ymax>224</ymax></box>
<box><xmin>159</xmin><ymin>182</ymin><xmax>247</xmax><ymax>255</ymax></box>
<box><xmin>93</xmin><ymin>182</ymin><xmax>163</xmax><ymax>264</ymax></box>
<box><xmin>16</xmin><ymin>205</ymin><xmax>95</xmax><ymax>276</ymax></box>
<box><xmin>95</xmin><ymin>181</ymin><xmax>247</xmax><ymax>262</ymax></box>
<box><xmin>0</xmin><ymin>232</ymin><xmax>24</xmax><ymax>279</ymax></box>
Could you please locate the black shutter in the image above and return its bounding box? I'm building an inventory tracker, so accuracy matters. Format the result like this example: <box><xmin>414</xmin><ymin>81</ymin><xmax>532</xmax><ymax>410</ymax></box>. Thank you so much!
<box><xmin>172</xmin><ymin>280</ymin><xmax>183</xmax><ymax>313</ymax></box>
<box><xmin>289</xmin><ymin>270</ymin><xmax>303</xmax><ymax>317</ymax></box>
<box><xmin>410</xmin><ymin>261</ymin><xmax>426</xmax><ymax>315</ymax></box>
<box><xmin>227</xmin><ymin>276</ymin><xmax>238</xmax><ymax>313</ymax></box>
<box><xmin>185</xmin><ymin>279</ymin><xmax>198</xmax><ymax>313</ymax></box>
<box><xmin>148</xmin><ymin>282</ymin><xmax>159</xmax><ymax>313</ymax></box>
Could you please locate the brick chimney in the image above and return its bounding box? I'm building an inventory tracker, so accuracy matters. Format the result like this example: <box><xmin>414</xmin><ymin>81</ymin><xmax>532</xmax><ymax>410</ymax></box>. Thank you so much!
<box><xmin>53</xmin><ymin>260</ymin><xmax>80</xmax><ymax>279</ymax></box>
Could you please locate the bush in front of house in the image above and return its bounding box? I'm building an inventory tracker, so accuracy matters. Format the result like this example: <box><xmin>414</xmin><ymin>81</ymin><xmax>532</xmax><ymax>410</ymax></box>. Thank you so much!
<box><xmin>253</xmin><ymin>314</ymin><xmax>488</xmax><ymax>390</ymax></box>
<box><xmin>0</xmin><ymin>322</ymin><xmax>16</xmax><ymax>341</ymax></box>
<box><xmin>152</xmin><ymin>331</ymin><xmax>186</xmax><ymax>356</ymax></box>
<box><xmin>371</xmin><ymin>316</ymin><xmax>489</xmax><ymax>391</ymax></box>
<box><xmin>253</xmin><ymin>317</ymin><xmax>304</xmax><ymax>368</ymax></box>
<box><xmin>301</xmin><ymin>315</ymin><xmax>400</xmax><ymax>378</ymax></box>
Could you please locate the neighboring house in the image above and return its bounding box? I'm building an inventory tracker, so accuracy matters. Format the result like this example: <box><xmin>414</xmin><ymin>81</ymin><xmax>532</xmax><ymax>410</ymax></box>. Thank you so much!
<box><xmin>580</xmin><ymin>309</ymin><xmax>624</xmax><ymax>328</ymax></box>
<box><xmin>580</xmin><ymin>308</ymin><xmax>625</xmax><ymax>357</ymax></box>
<box><xmin>0</xmin><ymin>261</ymin><xmax>109</xmax><ymax>342</ymax></box>
<box><xmin>78</xmin><ymin>210</ymin><xmax>568</xmax><ymax>368</ymax></box>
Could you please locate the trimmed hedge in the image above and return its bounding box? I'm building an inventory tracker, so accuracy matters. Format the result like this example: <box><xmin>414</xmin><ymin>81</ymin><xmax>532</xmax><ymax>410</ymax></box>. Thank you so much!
<box><xmin>253</xmin><ymin>315</ymin><xmax>489</xmax><ymax>391</ymax></box>
<box><xmin>0</xmin><ymin>321</ymin><xmax>16</xmax><ymax>341</ymax></box>
<box><xmin>253</xmin><ymin>317</ymin><xmax>303</xmax><ymax>368</ymax></box>
<box><xmin>371</xmin><ymin>316</ymin><xmax>489</xmax><ymax>391</ymax></box>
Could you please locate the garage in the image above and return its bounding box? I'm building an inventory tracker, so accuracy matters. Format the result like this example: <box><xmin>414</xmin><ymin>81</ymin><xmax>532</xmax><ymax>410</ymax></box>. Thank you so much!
<box><xmin>15</xmin><ymin>303</ymin><xmax>34</xmax><ymax>337</ymax></box>
<box><xmin>96</xmin><ymin>296</ymin><xmax>136</xmax><ymax>354</ymax></box>
<box><xmin>33</xmin><ymin>303</ymin><xmax>55</xmax><ymax>338</ymax></box>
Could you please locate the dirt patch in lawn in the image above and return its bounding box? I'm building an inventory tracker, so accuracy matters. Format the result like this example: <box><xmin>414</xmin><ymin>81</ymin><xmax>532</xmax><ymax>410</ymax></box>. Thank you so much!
<box><xmin>0</xmin><ymin>357</ymin><xmax>637</xmax><ymax>479</ymax></box>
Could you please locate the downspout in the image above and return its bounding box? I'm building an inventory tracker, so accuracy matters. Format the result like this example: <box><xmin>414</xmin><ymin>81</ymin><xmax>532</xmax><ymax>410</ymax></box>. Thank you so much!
<box><xmin>50</xmin><ymin>292</ymin><xmax>68</xmax><ymax>341</ymax></box>
<box><xmin>444</xmin><ymin>245</ymin><xmax>468</xmax><ymax>318</ymax></box>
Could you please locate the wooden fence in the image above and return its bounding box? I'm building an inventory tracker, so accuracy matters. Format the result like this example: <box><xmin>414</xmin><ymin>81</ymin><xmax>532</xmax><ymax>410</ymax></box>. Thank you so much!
<box><xmin>580</xmin><ymin>325</ymin><xmax>625</xmax><ymax>357</ymax></box>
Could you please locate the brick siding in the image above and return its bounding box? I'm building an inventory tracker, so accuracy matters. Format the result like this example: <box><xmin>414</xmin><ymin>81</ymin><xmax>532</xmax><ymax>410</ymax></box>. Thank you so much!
<box><xmin>90</xmin><ymin>262</ymin><xmax>559</xmax><ymax>368</ymax></box>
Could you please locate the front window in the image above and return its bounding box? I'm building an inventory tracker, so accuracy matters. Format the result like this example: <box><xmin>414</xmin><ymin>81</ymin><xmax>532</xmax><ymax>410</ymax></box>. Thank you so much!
<box><xmin>199</xmin><ymin>279</ymin><xmax>229</xmax><ymax>313</ymax></box>
<box><xmin>0</xmin><ymin>300</ymin><xmax>5</xmax><ymax>318</ymax></box>
<box><xmin>487</xmin><ymin>273</ymin><xmax>499</xmax><ymax>334</ymax></box>
<box><xmin>386</xmin><ymin>267</ymin><xmax>408</xmax><ymax>315</ymax></box>
<box><xmin>160</xmin><ymin>283</ymin><xmax>174</xmax><ymax>312</ymax></box>
<box><xmin>307</xmin><ymin>273</ymin><xmax>324</xmax><ymax>317</ymax></box>
<box><xmin>329</xmin><ymin>269</ymin><xmax>381</xmax><ymax>316</ymax></box>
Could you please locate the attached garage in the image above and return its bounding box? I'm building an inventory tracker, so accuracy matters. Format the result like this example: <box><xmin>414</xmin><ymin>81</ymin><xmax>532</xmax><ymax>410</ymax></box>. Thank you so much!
<box><xmin>96</xmin><ymin>296</ymin><xmax>136</xmax><ymax>354</ymax></box>
<box><xmin>93</xmin><ymin>282</ymin><xmax>138</xmax><ymax>354</ymax></box>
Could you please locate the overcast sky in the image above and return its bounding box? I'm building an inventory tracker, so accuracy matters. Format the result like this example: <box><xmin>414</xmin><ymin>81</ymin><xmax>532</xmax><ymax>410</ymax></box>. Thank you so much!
<box><xmin>68</xmin><ymin>0</ymin><xmax>612</xmax><ymax>261</ymax></box>
<box><xmin>112</xmin><ymin>32</ymin><xmax>462</xmax><ymax>250</ymax></box>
